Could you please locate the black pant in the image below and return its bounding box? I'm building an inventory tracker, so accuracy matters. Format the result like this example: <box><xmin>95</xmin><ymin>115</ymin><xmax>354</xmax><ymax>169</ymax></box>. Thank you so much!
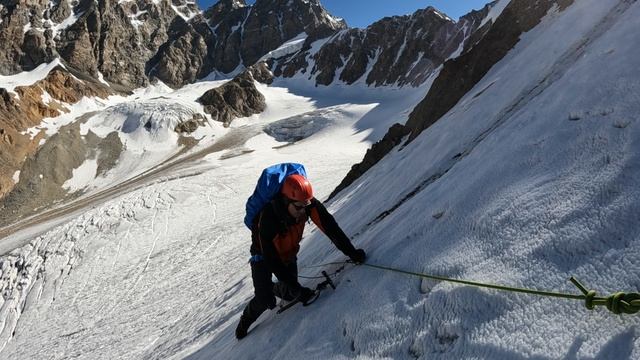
<box><xmin>242</xmin><ymin>260</ymin><xmax>298</xmax><ymax>323</ymax></box>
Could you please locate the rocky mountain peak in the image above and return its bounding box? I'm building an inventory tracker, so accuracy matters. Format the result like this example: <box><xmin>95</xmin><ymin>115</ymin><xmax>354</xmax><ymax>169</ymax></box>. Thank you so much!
<box><xmin>205</xmin><ymin>0</ymin><xmax>247</xmax><ymax>22</ymax></box>
<box><xmin>201</xmin><ymin>0</ymin><xmax>346</xmax><ymax>76</ymax></box>
<box><xmin>0</xmin><ymin>0</ymin><xmax>206</xmax><ymax>88</ymax></box>
<box><xmin>272</xmin><ymin>3</ymin><xmax>485</xmax><ymax>87</ymax></box>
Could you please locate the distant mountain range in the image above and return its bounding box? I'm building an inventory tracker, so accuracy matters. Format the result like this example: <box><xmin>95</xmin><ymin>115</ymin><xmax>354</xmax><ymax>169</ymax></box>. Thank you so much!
<box><xmin>0</xmin><ymin>0</ymin><xmax>493</xmax><ymax>89</ymax></box>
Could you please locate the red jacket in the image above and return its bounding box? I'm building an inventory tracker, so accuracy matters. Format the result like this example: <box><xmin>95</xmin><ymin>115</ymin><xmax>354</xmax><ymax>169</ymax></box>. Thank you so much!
<box><xmin>250</xmin><ymin>196</ymin><xmax>357</xmax><ymax>286</ymax></box>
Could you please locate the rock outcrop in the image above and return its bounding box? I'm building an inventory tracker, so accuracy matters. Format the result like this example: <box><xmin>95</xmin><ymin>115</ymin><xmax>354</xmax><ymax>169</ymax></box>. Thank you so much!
<box><xmin>197</xmin><ymin>64</ymin><xmax>272</xmax><ymax>126</ymax></box>
<box><xmin>0</xmin><ymin>66</ymin><xmax>110</xmax><ymax>198</ymax></box>
<box><xmin>174</xmin><ymin>113</ymin><xmax>207</xmax><ymax>134</ymax></box>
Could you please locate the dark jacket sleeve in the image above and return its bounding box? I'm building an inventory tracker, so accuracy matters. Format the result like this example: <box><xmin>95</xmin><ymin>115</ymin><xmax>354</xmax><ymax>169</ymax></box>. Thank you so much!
<box><xmin>257</xmin><ymin>205</ymin><xmax>300</xmax><ymax>288</ymax></box>
<box><xmin>309</xmin><ymin>198</ymin><xmax>358</xmax><ymax>258</ymax></box>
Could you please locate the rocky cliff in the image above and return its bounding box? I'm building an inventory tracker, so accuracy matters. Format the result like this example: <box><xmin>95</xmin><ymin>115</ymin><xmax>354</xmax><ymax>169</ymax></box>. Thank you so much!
<box><xmin>204</xmin><ymin>0</ymin><xmax>345</xmax><ymax>75</ymax></box>
<box><xmin>0</xmin><ymin>0</ymin><xmax>203</xmax><ymax>89</ymax></box>
<box><xmin>197</xmin><ymin>63</ymin><xmax>273</xmax><ymax>126</ymax></box>
<box><xmin>272</xmin><ymin>5</ymin><xmax>491</xmax><ymax>87</ymax></box>
<box><xmin>0</xmin><ymin>0</ymin><xmax>346</xmax><ymax>89</ymax></box>
<box><xmin>328</xmin><ymin>0</ymin><xmax>576</xmax><ymax>198</ymax></box>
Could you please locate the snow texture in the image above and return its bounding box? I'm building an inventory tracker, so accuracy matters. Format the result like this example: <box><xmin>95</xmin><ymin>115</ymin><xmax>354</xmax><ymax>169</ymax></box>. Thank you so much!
<box><xmin>1</xmin><ymin>1</ymin><xmax>640</xmax><ymax>359</ymax></box>
<box><xmin>258</xmin><ymin>32</ymin><xmax>308</xmax><ymax>62</ymax></box>
<box><xmin>62</xmin><ymin>159</ymin><xmax>98</xmax><ymax>192</ymax></box>
<box><xmin>81</xmin><ymin>98</ymin><xmax>197</xmax><ymax>151</ymax></box>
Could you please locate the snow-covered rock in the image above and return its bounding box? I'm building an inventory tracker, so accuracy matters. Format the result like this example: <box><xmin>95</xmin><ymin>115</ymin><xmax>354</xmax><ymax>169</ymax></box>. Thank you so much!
<box><xmin>82</xmin><ymin>98</ymin><xmax>203</xmax><ymax>152</ymax></box>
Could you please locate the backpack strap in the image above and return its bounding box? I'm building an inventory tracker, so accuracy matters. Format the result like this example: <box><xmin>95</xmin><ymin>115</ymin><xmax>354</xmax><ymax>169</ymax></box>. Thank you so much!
<box><xmin>269</xmin><ymin>198</ymin><xmax>289</xmax><ymax>235</ymax></box>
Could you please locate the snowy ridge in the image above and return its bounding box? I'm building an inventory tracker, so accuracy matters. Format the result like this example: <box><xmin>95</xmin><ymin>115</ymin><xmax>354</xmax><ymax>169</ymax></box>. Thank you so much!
<box><xmin>479</xmin><ymin>0</ymin><xmax>512</xmax><ymax>28</ymax></box>
<box><xmin>270</xmin><ymin>5</ymin><xmax>477</xmax><ymax>88</ymax></box>
<box><xmin>258</xmin><ymin>32</ymin><xmax>308</xmax><ymax>62</ymax></box>
<box><xmin>0</xmin><ymin>59</ymin><xmax>64</xmax><ymax>93</ymax></box>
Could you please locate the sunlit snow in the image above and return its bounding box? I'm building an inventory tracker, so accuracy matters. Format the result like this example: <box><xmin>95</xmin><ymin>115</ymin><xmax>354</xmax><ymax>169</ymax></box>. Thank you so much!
<box><xmin>0</xmin><ymin>58</ymin><xmax>64</xmax><ymax>93</ymax></box>
<box><xmin>62</xmin><ymin>159</ymin><xmax>98</xmax><ymax>193</ymax></box>
<box><xmin>1</xmin><ymin>1</ymin><xmax>639</xmax><ymax>359</ymax></box>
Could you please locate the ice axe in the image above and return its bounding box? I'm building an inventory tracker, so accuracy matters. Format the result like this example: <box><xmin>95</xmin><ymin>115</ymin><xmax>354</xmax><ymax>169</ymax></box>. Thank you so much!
<box><xmin>277</xmin><ymin>271</ymin><xmax>336</xmax><ymax>314</ymax></box>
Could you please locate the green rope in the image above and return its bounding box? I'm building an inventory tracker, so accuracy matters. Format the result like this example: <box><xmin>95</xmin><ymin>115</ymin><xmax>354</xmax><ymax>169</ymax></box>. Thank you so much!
<box><xmin>300</xmin><ymin>260</ymin><xmax>640</xmax><ymax>314</ymax></box>
<box><xmin>302</xmin><ymin>261</ymin><xmax>640</xmax><ymax>315</ymax></box>
<box><xmin>570</xmin><ymin>277</ymin><xmax>640</xmax><ymax>315</ymax></box>
<box><xmin>362</xmin><ymin>262</ymin><xmax>583</xmax><ymax>300</ymax></box>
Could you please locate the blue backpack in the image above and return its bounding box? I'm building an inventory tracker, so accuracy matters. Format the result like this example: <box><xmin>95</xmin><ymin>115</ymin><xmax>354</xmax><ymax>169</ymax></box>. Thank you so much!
<box><xmin>244</xmin><ymin>163</ymin><xmax>307</xmax><ymax>229</ymax></box>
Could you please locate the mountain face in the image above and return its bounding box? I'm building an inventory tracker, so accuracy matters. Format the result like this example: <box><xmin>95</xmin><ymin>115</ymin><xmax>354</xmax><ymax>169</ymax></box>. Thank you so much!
<box><xmin>330</xmin><ymin>0</ymin><xmax>576</xmax><ymax>197</ymax></box>
<box><xmin>273</xmin><ymin>6</ymin><xmax>491</xmax><ymax>87</ymax></box>
<box><xmin>203</xmin><ymin>0</ymin><xmax>346</xmax><ymax>74</ymax></box>
<box><xmin>0</xmin><ymin>64</ymin><xmax>110</xmax><ymax>199</ymax></box>
<box><xmin>0</xmin><ymin>0</ymin><xmax>345</xmax><ymax>90</ymax></box>
<box><xmin>197</xmin><ymin>63</ymin><xmax>273</xmax><ymax>126</ymax></box>
<box><xmin>0</xmin><ymin>0</ymin><xmax>202</xmax><ymax>89</ymax></box>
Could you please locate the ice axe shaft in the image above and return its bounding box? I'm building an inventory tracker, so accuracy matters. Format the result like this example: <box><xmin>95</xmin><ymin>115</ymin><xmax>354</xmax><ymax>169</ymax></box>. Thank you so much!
<box><xmin>321</xmin><ymin>271</ymin><xmax>336</xmax><ymax>290</ymax></box>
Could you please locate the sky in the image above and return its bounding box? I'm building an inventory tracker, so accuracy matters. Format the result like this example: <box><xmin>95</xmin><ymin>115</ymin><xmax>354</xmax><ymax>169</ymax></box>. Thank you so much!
<box><xmin>196</xmin><ymin>0</ymin><xmax>493</xmax><ymax>28</ymax></box>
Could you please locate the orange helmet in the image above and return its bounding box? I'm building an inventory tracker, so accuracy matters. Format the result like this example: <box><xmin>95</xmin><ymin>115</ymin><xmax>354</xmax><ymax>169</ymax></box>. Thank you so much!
<box><xmin>281</xmin><ymin>174</ymin><xmax>313</xmax><ymax>202</ymax></box>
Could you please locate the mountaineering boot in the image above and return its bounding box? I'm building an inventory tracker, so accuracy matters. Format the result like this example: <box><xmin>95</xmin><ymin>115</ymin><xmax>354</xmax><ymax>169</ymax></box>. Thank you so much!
<box><xmin>235</xmin><ymin>312</ymin><xmax>254</xmax><ymax>340</ymax></box>
<box><xmin>235</xmin><ymin>314</ymin><xmax>252</xmax><ymax>339</ymax></box>
<box><xmin>297</xmin><ymin>286</ymin><xmax>316</xmax><ymax>304</ymax></box>
<box><xmin>273</xmin><ymin>281</ymin><xmax>298</xmax><ymax>302</ymax></box>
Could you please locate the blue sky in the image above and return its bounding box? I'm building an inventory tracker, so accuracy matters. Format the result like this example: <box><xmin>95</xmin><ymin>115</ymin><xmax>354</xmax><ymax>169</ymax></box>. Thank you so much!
<box><xmin>196</xmin><ymin>0</ymin><xmax>492</xmax><ymax>28</ymax></box>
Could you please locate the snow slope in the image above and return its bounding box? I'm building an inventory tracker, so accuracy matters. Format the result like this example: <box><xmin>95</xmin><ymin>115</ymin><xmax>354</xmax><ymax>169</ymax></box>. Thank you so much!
<box><xmin>0</xmin><ymin>60</ymin><xmax>425</xmax><ymax>359</ymax></box>
<box><xmin>2</xmin><ymin>0</ymin><xmax>640</xmax><ymax>359</ymax></box>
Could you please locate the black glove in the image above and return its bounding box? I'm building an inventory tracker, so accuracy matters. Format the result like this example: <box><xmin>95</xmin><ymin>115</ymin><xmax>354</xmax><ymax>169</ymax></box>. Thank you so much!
<box><xmin>350</xmin><ymin>248</ymin><xmax>366</xmax><ymax>264</ymax></box>
<box><xmin>297</xmin><ymin>286</ymin><xmax>315</xmax><ymax>304</ymax></box>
